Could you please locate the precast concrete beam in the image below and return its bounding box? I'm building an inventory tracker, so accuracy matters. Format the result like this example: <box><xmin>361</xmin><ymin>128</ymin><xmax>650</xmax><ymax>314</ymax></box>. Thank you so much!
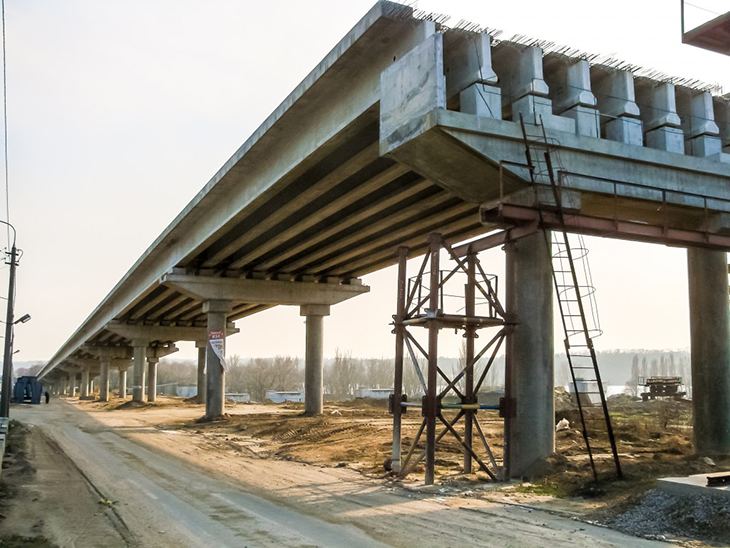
<box><xmin>444</xmin><ymin>33</ymin><xmax>501</xmax><ymax>120</ymax></box>
<box><xmin>300</xmin><ymin>304</ymin><xmax>330</xmax><ymax>416</ymax></box>
<box><xmin>160</xmin><ymin>273</ymin><xmax>369</xmax><ymax>307</ymax></box>
<box><xmin>713</xmin><ymin>96</ymin><xmax>730</xmax><ymax>150</ymax></box>
<box><xmin>544</xmin><ymin>57</ymin><xmax>599</xmax><ymax>138</ymax></box>
<box><xmin>677</xmin><ymin>89</ymin><xmax>723</xmax><ymax>158</ymax></box>
<box><xmin>591</xmin><ymin>67</ymin><xmax>643</xmax><ymax>146</ymax></box>
<box><xmin>635</xmin><ymin>80</ymin><xmax>684</xmax><ymax>154</ymax></box>
<box><xmin>203</xmin><ymin>300</ymin><xmax>232</xmax><ymax>419</ymax></box>
<box><xmin>491</xmin><ymin>43</ymin><xmax>575</xmax><ymax>133</ymax></box>
<box><xmin>504</xmin><ymin>232</ymin><xmax>554</xmax><ymax>478</ymax></box>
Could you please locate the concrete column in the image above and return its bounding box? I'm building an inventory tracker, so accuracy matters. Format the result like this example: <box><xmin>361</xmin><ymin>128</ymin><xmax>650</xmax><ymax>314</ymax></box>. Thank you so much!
<box><xmin>196</xmin><ymin>341</ymin><xmax>206</xmax><ymax>405</ymax></box>
<box><xmin>147</xmin><ymin>357</ymin><xmax>159</xmax><ymax>402</ymax></box>
<box><xmin>688</xmin><ymin>248</ymin><xmax>730</xmax><ymax>454</ymax></box>
<box><xmin>300</xmin><ymin>304</ymin><xmax>330</xmax><ymax>415</ymax></box>
<box><xmin>99</xmin><ymin>358</ymin><xmax>110</xmax><ymax>402</ymax></box>
<box><xmin>80</xmin><ymin>369</ymin><xmax>90</xmax><ymax>399</ymax></box>
<box><xmin>203</xmin><ymin>300</ymin><xmax>232</xmax><ymax>419</ymax></box>
<box><xmin>504</xmin><ymin>232</ymin><xmax>554</xmax><ymax>479</ymax></box>
<box><xmin>132</xmin><ymin>339</ymin><xmax>147</xmax><ymax>403</ymax></box>
<box><xmin>118</xmin><ymin>366</ymin><xmax>128</xmax><ymax>398</ymax></box>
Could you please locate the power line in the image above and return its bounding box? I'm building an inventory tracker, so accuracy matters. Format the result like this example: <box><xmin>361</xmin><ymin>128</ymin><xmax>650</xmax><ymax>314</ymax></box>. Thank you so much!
<box><xmin>1</xmin><ymin>0</ymin><xmax>8</xmax><ymax>249</ymax></box>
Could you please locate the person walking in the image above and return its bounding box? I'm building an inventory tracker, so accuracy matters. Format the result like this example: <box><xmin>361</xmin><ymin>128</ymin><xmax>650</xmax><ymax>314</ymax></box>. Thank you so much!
<box><xmin>44</xmin><ymin>391</ymin><xmax>50</xmax><ymax>404</ymax></box>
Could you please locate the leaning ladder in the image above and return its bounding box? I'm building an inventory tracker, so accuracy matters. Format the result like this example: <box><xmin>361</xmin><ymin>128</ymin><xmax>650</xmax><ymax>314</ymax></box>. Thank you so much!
<box><xmin>518</xmin><ymin>114</ymin><xmax>623</xmax><ymax>481</ymax></box>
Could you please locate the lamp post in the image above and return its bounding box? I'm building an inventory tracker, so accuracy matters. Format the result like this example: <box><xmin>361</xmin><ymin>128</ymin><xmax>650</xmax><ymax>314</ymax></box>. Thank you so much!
<box><xmin>0</xmin><ymin>221</ymin><xmax>19</xmax><ymax>418</ymax></box>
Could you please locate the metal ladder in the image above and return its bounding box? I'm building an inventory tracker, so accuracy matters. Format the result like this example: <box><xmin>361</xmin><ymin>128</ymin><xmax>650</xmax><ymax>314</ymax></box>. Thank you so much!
<box><xmin>519</xmin><ymin>114</ymin><xmax>623</xmax><ymax>481</ymax></box>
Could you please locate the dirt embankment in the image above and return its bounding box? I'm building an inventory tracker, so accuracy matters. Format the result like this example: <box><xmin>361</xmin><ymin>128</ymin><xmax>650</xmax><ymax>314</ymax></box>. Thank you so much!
<box><xmin>0</xmin><ymin>418</ymin><xmax>127</xmax><ymax>548</ymax></box>
<box><xmin>151</xmin><ymin>395</ymin><xmax>729</xmax><ymax>545</ymax></box>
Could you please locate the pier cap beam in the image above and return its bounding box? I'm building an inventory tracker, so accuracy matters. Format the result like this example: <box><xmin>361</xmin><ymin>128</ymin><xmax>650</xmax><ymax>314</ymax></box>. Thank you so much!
<box><xmin>160</xmin><ymin>272</ymin><xmax>369</xmax><ymax>306</ymax></box>
<box><xmin>106</xmin><ymin>322</ymin><xmax>239</xmax><ymax>343</ymax></box>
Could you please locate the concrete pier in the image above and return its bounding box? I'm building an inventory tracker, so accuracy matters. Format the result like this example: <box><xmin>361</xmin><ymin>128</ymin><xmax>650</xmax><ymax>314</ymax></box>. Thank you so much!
<box><xmin>688</xmin><ymin>248</ymin><xmax>730</xmax><ymax>455</ymax></box>
<box><xmin>301</xmin><ymin>304</ymin><xmax>330</xmax><ymax>415</ymax></box>
<box><xmin>132</xmin><ymin>340</ymin><xmax>147</xmax><ymax>403</ymax></box>
<box><xmin>99</xmin><ymin>358</ymin><xmax>110</xmax><ymax>402</ymax></box>
<box><xmin>80</xmin><ymin>369</ymin><xmax>90</xmax><ymax>399</ymax></box>
<box><xmin>204</xmin><ymin>300</ymin><xmax>231</xmax><ymax>419</ymax></box>
<box><xmin>118</xmin><ymin>364</ymin><xmax>128</xmax><ymax>398</ymax></box>
<box><xmin>147</xmin><ymin>357</ymin><xmax>158</xmax><ymax>402</ymax></box>
<box><xmin>504</xmin><ymin>232</ymin><xmax>554</xmax><ymax>478</ymax></box>
<box><xmin>196</xmin><ymin>342</ymin><xmax>206</xmax><ymax>405</ymax></box>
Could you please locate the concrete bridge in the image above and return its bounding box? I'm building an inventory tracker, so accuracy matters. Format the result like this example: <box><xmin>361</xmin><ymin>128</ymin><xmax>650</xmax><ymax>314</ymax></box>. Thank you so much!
<box><xmin>39</xmin><ymin>1</ymin><xmax>730</xmax><ymax>477</ymax></box>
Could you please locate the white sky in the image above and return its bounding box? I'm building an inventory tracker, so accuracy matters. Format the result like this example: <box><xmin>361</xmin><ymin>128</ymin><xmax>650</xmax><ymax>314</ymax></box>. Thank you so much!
<box><xmin>6</xmin><ymin>0</ymin><xmax>730</xmax><ymax>363</ymax></box>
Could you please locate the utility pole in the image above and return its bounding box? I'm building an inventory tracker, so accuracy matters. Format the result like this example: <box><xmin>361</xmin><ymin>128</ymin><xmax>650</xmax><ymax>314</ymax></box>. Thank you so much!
<box><xmin>0</xmin><ymin>243</ymin><xmax>16</xmax><ymax>417</ymax></box>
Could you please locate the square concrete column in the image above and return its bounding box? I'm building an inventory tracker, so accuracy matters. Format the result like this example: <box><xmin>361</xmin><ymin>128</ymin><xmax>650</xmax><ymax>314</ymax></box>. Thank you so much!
<box><xmin>300</xmin><ymin>304</ymin><xmax>330</xmax><ymax>416</ymax></box>
<box><xmin>203</xmin><ymin>300</ymin><xmax>232</xmax><ymax>419</ymax></box>
<box><xmin>147</xmin><ymin>357</ymin><xmax>159</xmax><ymax>402</ymax></box>
<box><xmin>80</xmin><ymin>369</ymin><xmax>90</xmax><ymax>399</ymax></box>
<box><xmin>196</xmin><ymin>341</ymin><xmax>206</xmax><ymax>405</ymax></box>
<box><xmin>99</xmin><ymin>358</ymin><xmax>110</xmax><ymax>402</ymax></box>
<box><xmin>688</xmin><ymin>248</ymin><xmax>730</xmax><ymax>455</ymax></box>
<box><xmin>118</xmin><ymin>364</ymin><xmax>128</xmax><ymax>399</ymax></box>
<box><xmin>132</xmin><ymin>339</ymin><xmax>148</xmax><ymax>403</ymax></box>
<box><xmin>504</xmin><ymin>232</ymin><xmax>554</xmax><ymax>479</ymax></box>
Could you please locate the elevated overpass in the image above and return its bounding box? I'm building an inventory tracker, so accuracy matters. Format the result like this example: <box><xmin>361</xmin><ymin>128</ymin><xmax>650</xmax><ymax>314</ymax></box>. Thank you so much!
<box><xmin>39</xmin><ymin>1</ymin><xmax>730</xmax><ymax>477</ymax></box>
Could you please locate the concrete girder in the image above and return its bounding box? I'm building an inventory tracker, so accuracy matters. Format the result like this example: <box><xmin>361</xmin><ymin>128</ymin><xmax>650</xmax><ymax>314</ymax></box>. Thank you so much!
<box><xmin>160</xmin><ymin>273</ymin><xmax>369</xmax><ymax>307</ymax></box>
<box><xmin>271</xmin><ymin>176</ymin><xmax>434</xmax><ymax>272</ymax></box>
<box><xmin>326</xmin><ymin>209</ymin><xmax>481</xmax><ymax>276</ymax></box>
<box><xmin>204</xmin><ymin>142</ymin><xmax>382</xmax><ymax>269</ymax></box>
<box><xmin>144</xmin><ymin>294</ymin><xmax>193</xmax><ymax>322</ymax></box>
<box><xmin>225</xmin><ymin>160</ymin><xmax>409</xmax><ymax>271</ymax></box>
<box><xmin>105</xmin><ymin>322</ymin><xmax>239</xmax><ymax>343</ymax></box>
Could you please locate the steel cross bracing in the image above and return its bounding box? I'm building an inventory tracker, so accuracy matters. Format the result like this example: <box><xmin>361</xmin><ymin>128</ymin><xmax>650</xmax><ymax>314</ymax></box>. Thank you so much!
<box><xmin>519</xmin><ymin>114</ymin><xmax>623</xmax><ymax>481</ymax></box>
<box><xmin>390</xmin><ymin>233</ymin><xmax>508</xmax><ymax>485</ymax></box>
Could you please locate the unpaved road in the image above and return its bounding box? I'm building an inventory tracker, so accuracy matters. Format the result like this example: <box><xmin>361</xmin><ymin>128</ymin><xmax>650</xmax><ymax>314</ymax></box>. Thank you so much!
<box><xmin>12</xmin><ymin>399</ymin><xmax>663</xmax><ymax>547</ymax></box>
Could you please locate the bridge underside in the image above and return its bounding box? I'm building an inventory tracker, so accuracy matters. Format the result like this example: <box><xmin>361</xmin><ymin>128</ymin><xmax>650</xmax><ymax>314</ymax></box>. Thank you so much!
<box><xmin>38</xmin><ymin>0</ymin><xmax>730</xmax><ymax>478</ymax></box>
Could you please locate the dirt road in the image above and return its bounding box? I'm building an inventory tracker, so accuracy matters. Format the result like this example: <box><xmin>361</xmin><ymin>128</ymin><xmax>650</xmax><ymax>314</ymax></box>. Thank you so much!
<box><xmin>12</xmin><ymin>400</ymin><xmax>663</xmax><ymax>548</ymax></box>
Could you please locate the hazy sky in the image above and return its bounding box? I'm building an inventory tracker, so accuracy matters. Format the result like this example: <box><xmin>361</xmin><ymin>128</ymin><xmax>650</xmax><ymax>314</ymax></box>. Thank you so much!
<box><xmin>6</xmin><ymin>0</ymin><xmax>730</xmax><ymax>363</ymax></box>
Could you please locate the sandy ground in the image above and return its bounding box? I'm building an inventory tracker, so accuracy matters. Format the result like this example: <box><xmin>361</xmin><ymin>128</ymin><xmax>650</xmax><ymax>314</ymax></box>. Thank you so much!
<box><xmin>1</xmin><ymin>397</ymin><xmax>669</xmax><ymax>548</ymax></box>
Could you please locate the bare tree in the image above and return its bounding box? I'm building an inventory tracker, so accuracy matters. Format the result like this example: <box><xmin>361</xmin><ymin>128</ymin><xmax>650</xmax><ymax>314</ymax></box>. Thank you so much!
<box><xmin>326</xmin><ymin>349</ymin><xmax>361</xmax><ymax>400</ymax></box>
<box><xmin>225</xmin><ymin>354</ymin><xmax>247</xmax><ymax>393</ymax></box>
<box><xmin>365</xmin><ymin>358</ymin><xmax>392</xmax><ymax>389</ymax></box>
<box><xmin>158</xmin><ymin>359</ymin><xmax>196</xmax><ymax>385</ymax></box>
<box><xmin>625</xmin><ymin>353</ymin><xmax>640</xmax><ymax>397</ymax></box>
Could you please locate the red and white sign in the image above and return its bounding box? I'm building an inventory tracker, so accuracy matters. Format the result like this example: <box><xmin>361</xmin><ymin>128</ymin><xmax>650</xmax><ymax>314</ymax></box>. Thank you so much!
<box><xmin>208</xmin><ymin>331</ymin><xmax>227</xmax><ymax>371</ymax></box>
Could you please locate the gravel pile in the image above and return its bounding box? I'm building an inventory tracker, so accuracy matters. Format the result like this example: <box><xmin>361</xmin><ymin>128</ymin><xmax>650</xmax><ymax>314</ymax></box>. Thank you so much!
<box><xmin>606</xmin><ymin>489</ymin><xmax>730</xmax><ymax>544</ymax></box>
